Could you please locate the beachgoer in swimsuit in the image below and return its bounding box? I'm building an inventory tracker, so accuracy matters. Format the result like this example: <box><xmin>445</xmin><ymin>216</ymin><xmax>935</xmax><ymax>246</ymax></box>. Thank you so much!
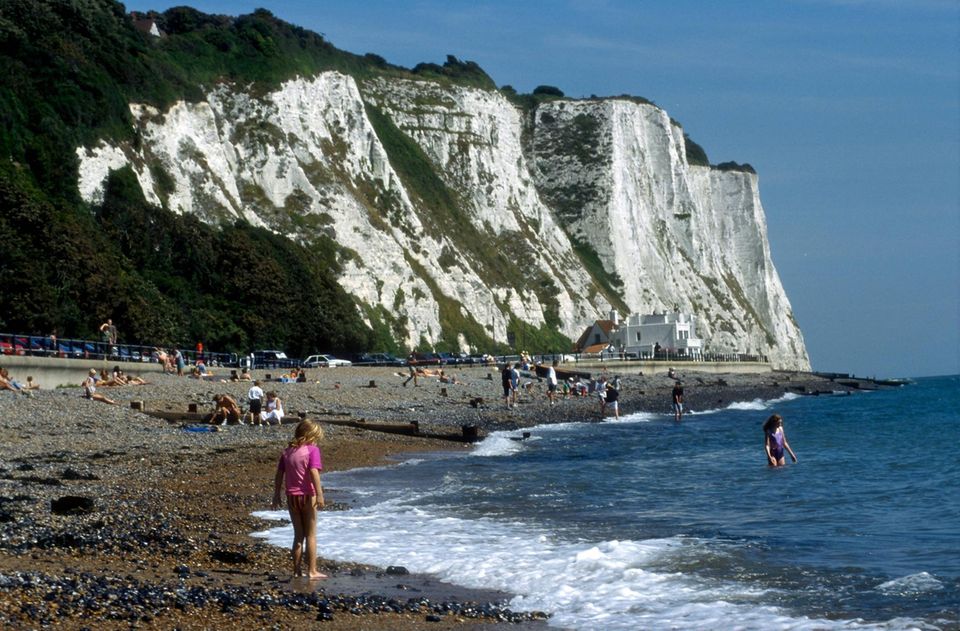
<box><xmin>271</xmin><ymin>419</ymin><xmax>326</xmax><ymax>579</ymax></box>
<box><xmin>763</xmin><ymin>414</ymin><xmax>798</xmax><ymax>467</ymax></box>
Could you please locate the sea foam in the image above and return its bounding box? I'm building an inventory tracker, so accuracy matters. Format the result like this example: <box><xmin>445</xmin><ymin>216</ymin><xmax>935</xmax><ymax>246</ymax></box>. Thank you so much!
<box><xmin>251</xmin><ymin>498</ymin><xmax>902</xmax><ymax>630</ymax></box>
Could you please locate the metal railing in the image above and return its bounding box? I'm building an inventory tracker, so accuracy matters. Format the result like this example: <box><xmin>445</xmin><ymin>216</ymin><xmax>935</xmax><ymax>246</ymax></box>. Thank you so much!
<box><xmin>0</xmin><ymin>333</ymin><xmax>239</xmax><ymax>368</ymax></box>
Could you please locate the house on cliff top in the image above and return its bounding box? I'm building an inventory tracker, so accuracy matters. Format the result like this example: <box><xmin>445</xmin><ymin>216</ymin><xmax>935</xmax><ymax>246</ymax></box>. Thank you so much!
<box><xmin>130</xmin><ymin>12</ymin><xmax>163</xmax><ymax>38</ymax></box>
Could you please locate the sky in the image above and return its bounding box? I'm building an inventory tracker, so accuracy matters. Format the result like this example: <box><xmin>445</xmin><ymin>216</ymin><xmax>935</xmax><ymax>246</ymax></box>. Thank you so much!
<box><xmin>124</xmin><ymin>0</ymin><xmax>960</xmax><ymax>378</ymax></box>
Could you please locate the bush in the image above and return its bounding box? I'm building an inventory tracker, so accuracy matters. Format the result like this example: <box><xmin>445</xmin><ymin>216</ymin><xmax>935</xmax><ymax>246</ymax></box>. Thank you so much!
<box><xmin>533</xmin><ymin>85</ymin><xmax>564</xmax><ymax>97</ymax></box>
<box><xmin>684</xmin><ymin>134</ymin><xmax>709</xmax><ymax>166</ymax></box>
<box><xmin>714</xmin><ymin>161</ymin><xmax>756</xmax><ymax>174</ymax></box>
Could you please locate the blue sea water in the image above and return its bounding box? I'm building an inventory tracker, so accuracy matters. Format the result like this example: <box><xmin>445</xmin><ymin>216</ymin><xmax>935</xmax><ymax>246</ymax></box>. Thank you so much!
<box><xmin>254</xmin><ymin>375</ymin><xmax>960</xmax><ymax>630</ymax></box>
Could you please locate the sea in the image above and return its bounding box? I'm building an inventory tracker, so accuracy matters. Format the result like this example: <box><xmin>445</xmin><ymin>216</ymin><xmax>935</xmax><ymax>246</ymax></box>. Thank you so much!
<box><xmin>252</xmin><ymin>375</ymin><xmax>960</xmax><ymax>630</ymax></box>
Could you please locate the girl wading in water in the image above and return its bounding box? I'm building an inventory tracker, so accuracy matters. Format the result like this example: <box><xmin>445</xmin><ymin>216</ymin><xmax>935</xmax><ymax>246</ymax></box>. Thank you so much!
<box><xmin>272</xmin><ymin>419</ymin><xmax>326</xmax><ymax>579</ymax></box>
<box><xmin>763</xmin><ymin>414</ymin><xmax>798</xmax><ymax>467</ymax></box>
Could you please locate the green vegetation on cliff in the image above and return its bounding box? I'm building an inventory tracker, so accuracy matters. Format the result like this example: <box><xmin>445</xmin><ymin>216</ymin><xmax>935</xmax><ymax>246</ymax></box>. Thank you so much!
<box><xmin>0</xmin><ymin>0</ymin><xmax>493</xmax><ymax>353</ymax></box>
<box><xmin>0</xmin><ymin>164</ymin><xmax>371</xmax><ymax>355</ymax></box>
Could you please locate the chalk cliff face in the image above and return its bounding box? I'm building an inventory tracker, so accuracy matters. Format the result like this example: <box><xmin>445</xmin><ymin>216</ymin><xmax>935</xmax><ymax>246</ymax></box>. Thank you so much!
<box><xmin>530</xmin><ymin>99</ymin><xmax>808</xmax><ymax>368</ymax></box>
<box><xmin>75</xmin><ymin>72</ymin><xmax>809</xmax><ymax>370</ymax></box>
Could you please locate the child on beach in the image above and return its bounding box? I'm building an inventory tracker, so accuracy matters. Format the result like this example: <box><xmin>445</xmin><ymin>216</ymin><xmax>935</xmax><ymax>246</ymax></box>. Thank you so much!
<box><xmin>271</xmin><ymin>419</ymin><xmax>326</xmax><ymax>579</ymax></box>
<box><xmin>247</xmin><ymin>380</ymin><xmax>264</xmax><ymax>425</ymax></box>
<box><xmin>763</xmin><ymin>414</ymin><xmax>798</xmax><ymax>467</ymax></box>
<box><xmin>83</xmin><ymin>369</ymin><xmax>116</xmax><ymax>405</ymax></box>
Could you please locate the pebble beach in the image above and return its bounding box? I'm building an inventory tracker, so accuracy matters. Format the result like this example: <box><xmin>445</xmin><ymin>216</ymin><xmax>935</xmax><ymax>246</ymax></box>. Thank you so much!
<box><xmin>0</xmin><ymin>363</ymin><xmax>854</xmax><ymax>629</ymax></box>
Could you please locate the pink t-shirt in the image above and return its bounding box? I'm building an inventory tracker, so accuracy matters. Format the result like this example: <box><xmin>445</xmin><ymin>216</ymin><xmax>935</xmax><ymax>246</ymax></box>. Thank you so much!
<box><xmin>277</xmin><ymin>444</ymin><xmax>322</xmax><ymax>496</ymax></box>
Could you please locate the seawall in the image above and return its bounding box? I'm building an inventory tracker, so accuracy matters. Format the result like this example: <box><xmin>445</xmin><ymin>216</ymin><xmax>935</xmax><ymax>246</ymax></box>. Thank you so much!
<box><xmin>1</xmin><ymin>356</ymin><xmax>167</xmax><ymax>389</ymax></box>
<box><xmin>557</xmin><ymin>360</ymin><xmax>772</xmax><ymax>377</ymax></box>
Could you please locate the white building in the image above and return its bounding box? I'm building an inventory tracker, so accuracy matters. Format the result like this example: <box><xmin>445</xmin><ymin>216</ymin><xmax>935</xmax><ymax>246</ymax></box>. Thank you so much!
<box><xmin>610</xmin><ymin>310</ymin><xmax>703</xmax><ymax>359</ymax></box>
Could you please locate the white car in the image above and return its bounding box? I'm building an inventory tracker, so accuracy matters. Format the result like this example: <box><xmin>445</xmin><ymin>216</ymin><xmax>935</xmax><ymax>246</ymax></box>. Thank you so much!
<box><xmin>302</xmin><ymin>354</ymin><xmax>352</xmax><ymax>368</ymax></box>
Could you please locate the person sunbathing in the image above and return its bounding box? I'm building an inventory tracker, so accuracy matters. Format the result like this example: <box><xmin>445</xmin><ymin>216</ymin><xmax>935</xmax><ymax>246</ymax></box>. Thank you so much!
<box><xmin>96</xmin><ymin>369</ymin><xmax>124</xmax><ymax>387</ymax></box>
<box><xmin>0</xmin><ymin>368</ymin><xmax>28</xmax><ymax>395</ymax></box>
<box><xmin>438</xmin><ymin>370</ymin><xmax>462</xmax><ymax>385</ymax></box>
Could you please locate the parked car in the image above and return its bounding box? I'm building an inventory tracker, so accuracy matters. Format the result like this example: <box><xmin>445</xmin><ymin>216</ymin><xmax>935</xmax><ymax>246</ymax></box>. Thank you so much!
<box><xmin>410</xmin><ymin>352</ymin><xmax>442</xmax><ymax>366</ymax></box>
<box><xmin>302</xmin><ymin>354</ymin><xmax>352</xmax><ymax>368</ymax></box>
<box><xmin>353</xmin><ymin>353</ymin><xmax>404</xmax><ymax>366</ymax></box>
<box><xmin>254</xmin><ymin>350</ymin><xmax>288</xmax><ymax>362</ymax></box>
<box><xmin>252</xmin><ymin>350</ymin><xmax>300</xmax><ymax>369</ymax></box>
<box><xmin>437</xmin><ymin>352</ymin><xmax>466</xmax><ymax>365</ymax></box>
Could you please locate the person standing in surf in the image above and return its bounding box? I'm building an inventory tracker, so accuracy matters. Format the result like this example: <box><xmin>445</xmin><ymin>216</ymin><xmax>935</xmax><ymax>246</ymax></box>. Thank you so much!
<box><xmin>671</xmin><ymin>381</ymin><xmax>684</xmax><ymax>421</ymax></box>
<box><xmin>763</xmin><ymin>414</ymin><xmax>798</xmax><ymax>467</ymax></box>
<box><xmin>272</xmin><ymin>419</ymin><xmax>326</xmax><ymax>579</ymax></box>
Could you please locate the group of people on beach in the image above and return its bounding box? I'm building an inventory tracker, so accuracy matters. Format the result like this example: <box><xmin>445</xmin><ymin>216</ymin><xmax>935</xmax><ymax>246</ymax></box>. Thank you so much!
<box><xmin>206</xmin><ymin>380</ymin><xmax>286</xmax><ymax>426</ymax></box>
<box><xmin>500</xmin><ymin>361</ymin><xmax>623</xmax><ymax>418</ymax></box>
<box><xmin>0</xmin><ymin>367</ymin><xmax>40</xmax><ymax>395</ymax></box>
<box><xmin>80</xmin><ymin>366</ymin><xmax>151</xmax><ymax>405</ymax></box>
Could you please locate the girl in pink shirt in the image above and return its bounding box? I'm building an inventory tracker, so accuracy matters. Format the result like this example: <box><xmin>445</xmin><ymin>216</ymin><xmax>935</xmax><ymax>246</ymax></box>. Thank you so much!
<box><xmin>271</xmin><ymin>419</ymin><xmax>326</xmax><ymax>579</ymax></box>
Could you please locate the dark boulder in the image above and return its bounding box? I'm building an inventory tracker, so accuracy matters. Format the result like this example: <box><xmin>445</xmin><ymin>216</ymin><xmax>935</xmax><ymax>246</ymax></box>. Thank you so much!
<box><xmin>50</xmin><ymin>496</ymin><xmax>96</xmax><ymax>515</ymax></box>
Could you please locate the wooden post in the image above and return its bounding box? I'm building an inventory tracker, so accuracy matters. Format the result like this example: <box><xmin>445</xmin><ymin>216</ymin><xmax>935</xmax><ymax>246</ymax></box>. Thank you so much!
<box><xmin>130</xmin><ymin>401</ymin><xmax>143</xmax><ymax>411</ymax></box>
<box><xmin>440</xmin><ymin>387</ymin><xmax>447</xmax><ymax>397</ymax></box>
<box><xmin>369</xmin><ymin>380</ymin><xmax>376</xmax><ymax>388</ymax></box>
<box><xmin>187</xmin><ymin>403</ymin><xmax>198</xmax><ymax>413</ymax></box>
<box><xmin>410</xmin><ymin>420</ymin><xmax>420</xmax><ymax>434</ymax></box>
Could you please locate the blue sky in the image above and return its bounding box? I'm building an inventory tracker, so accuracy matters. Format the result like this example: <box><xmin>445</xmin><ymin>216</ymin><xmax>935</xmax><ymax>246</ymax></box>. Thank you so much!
<box><xmin>125</xmin><ymin>0</ymin><xmax>960</xmax><ymax>378</ymax></box>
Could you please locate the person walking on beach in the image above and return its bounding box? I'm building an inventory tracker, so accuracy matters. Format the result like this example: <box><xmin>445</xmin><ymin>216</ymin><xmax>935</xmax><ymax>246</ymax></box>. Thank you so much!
<box><xmin>271</xmin><ymin>419</ymin><xmax>326</xmax><ymax>579</ymax></box>
<box><xmin>510</xmin><ymin>362</ymin><xmax>521</xmax><ymax>407</ymax></box>
<box><xmin>763</xmin><ymin>414</ymin><xmax>798</xmax><ymax>467</ymax></box>
<box><xmin>672</xmin><ymin>381</ymin><xmax>684</xmax><ymax>421</ymax></box>
<box><xmin>403</xmin><ymin>354</ymin><xmax>419</xmax><ymax>387</ymax></box>
<box><xmin>247</xmin><ymin>380</ymin><xmax>264</xmax><ymax>425</ymax></box>
<box><xmin>545</xmin><ymin>361</ymin><xmax>559</xmax><ymax>405</ymax></box>
<box><xmin>501</xmin><ymin>363</ymin><xmax>514</xmax><ymax>408</ymax></box>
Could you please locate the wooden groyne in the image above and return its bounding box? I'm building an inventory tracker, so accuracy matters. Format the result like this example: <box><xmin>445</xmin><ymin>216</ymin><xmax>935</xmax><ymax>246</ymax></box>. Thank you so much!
<box><xmin>137</xmin><ymin>407</ymin><xmax>483</xmax><ymax>442</ymax></box>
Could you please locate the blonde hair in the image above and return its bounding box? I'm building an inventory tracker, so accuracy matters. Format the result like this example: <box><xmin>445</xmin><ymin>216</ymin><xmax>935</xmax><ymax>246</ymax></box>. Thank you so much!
<box><xmin>288</xmin><ymin>419</ymin><xmax>324</xmax><ymax>448</ymax></box>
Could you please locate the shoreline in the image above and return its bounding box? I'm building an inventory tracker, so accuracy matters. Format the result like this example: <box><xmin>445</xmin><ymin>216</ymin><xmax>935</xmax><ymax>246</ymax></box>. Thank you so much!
<box><xmin>0</xmin><ymin>365</ymin><xmax>863</xmax><ymax>629</ymax></box>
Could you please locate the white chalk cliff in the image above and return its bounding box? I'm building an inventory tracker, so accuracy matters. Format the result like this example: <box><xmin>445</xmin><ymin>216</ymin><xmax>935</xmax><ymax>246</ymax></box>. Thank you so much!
<box><xmin>75</xmin><ymin>71</ymin><xmax>809</xmax><ymax>370</ymax></box>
